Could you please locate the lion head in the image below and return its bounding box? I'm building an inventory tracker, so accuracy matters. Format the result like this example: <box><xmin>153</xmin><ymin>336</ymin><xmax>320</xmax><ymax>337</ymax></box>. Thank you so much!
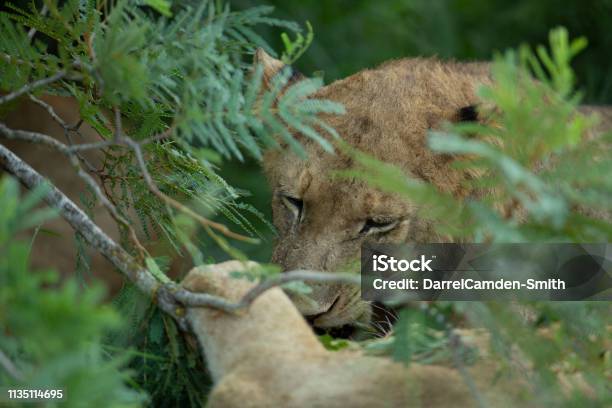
<box><xmin>257</xmin><ymin>49</ymin><xmax>490</xmax><ymax>331</ymax></box>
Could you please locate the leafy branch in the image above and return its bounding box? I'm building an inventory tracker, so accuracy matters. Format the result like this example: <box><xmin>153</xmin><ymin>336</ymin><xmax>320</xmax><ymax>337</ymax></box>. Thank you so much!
<box><xmin>0</xmin><ymin>137</ymin><xmax>360</xmax><ymax>329</ymax></box>
<box><xmin>0</xmin><ymin>2</ymin><xmax>356</xmax><ymax>403</ymax></box>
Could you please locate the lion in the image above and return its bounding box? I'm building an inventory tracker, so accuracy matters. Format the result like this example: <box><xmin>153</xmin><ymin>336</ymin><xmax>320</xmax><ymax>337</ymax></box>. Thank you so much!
<box><xmin>183</xmin><ymin>261</ymin><xmax>603</xmax><ymax>407</ymax></box>
<box><xmin>183</xmin><ymin>261</ymin><xmax>538</xmax><ymax>408</ymax></box>
<box><xmin>256</xmin><ymin>49</ymin><xmax>612</xmax><ymax>331</ymax></box>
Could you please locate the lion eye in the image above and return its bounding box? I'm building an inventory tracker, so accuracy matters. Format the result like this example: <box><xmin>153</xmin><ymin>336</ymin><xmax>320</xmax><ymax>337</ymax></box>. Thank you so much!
<box><xmin>281</xmin><ymin>195</ymin><xmax>303</xmax><ymax>221</ymax></box>
<box><xmin>360</xmin><ymin>218</ymin><xmax>398</xmax><ymax>235</ymax></box>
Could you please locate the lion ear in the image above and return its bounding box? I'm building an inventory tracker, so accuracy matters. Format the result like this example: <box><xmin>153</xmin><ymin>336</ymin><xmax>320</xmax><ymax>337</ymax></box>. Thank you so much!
<box><xmin>253</xmin><ymin>48</ymin><xmax>304</xmax><ymax>89</ymax></box>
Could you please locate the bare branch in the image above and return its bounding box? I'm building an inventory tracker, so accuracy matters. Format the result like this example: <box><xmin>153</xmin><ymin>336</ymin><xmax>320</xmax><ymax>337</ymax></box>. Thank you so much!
<box><xmin>174</xmin><ymin>270</ymin><xmax>361</xmax><ymax>312</ymax></box>
<box><xmin>0</xmin><ymin>117</ymin><xmax>146</xmax><ymax>258</ymax></box>
<box><xmin>0</xmin><ymin>142</ymin><xmax>186</xmax><ymax>327</ymax></box>
<box><xmin>27</xmin><ymin>4</ymin><xmax>49</xmax><ymax>41</ymax></box>
<box><xmin>0</xmin><ymin>348</ymin><xmax>24</xmax><ymax>381</ymax></box>
<box><xmin>0</xmin><ymin>122</ymin><xmax>114</xmax><ymax>152</ymax></box>
<box><xmin>140</xmin><ymin>127</ymin><xmax>174</xmax><ymax>144</ymax></box>
<box><xmin>28</xmin><ymin>94</ymin><xmax>99</xmax><ymax>172</ymax></box>
<box><xmin>0</xmin><ymin>121</ymin><xmax>256</xmax><ymax>243</ymax></box>
<box><xmin>7</xmin><ymin>89</ymin><xmax>244</xmax><ymax>243</ymax></box>
<box><xmin>28</xmin><ymin>94</ymin><xmax>68</xmax><ymax>128</ymax></box>
<box><xmin>237</xmin><ymin>270</ymin><xmax>360</xmax><ymax>310</ymax></box>
<box><xmin>0</xmin><ymin>141</ymin><xmax>362</xmax><ymax>323</ymax></box>
<box><xmin>64</xmin><ymin>130</ymin><xmax>99</xmax><ymax>173</ymax></box>
<box><xmin>116</xmin><ymin>120</ymin><xmax>256</xmax><ymax>242</ymax></box>
<box><xmin>0</xmin><ymin>71</ymin><xmax>66</xmax><ymax>105</ymax></box>
<box><xmin>113</xmin><ymin>107</ymin><xmax>123</xmax><ymax>141</ymax></box>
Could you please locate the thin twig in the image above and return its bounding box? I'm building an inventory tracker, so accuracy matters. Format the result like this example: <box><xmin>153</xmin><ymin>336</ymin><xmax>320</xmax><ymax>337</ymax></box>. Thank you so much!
<box><xmin>173</xmin><ymin>270</ymin><xmax>361</xmax><ymax>312</ymax></box>
<box><xmin>71</xmin><ymin>155</ymin><xmax>148</xmax><ymax>261</ymax></box>
<box><xmin>64</xmin><ymin>129</ymin><xmax>99</xmax><ymax>172</ymax></box>
<box><xmin>28</xmin><ymin>94</ymin><xmax>99</xmax><ymax>172</ymax></box>
<box><xmin>237</xmin><ymin>270</ymin><xmax>360</xmax><ymax>310</ymax></box>
<box><xmin>0</xmin><ymin>142</ymin><xmax>186</xmax><ymax>327</ymax></box>
<box><xmin>28</xmin><ymin>94</ymin><xmax>67</xmax><ymax>128</ymax></box>
<box><xmin>0</xmin><ymin>119</ymin><xmax>146</xmax><ymax>259</ymax></box>
<box><xmin>124</xmin><ymin>138</ymin><xmax>258</xmax><ymax>243</ymax></box>
<box><xmin>0</xmin><ymin>123</ymin><xmax>114</xmax><ymax>152</ymax></box>
<box><xmin>27</xmin><ymin>4</ymin><xmax>49</xmax><ymax>41</ymax></box>
<box><xmin>0</xmin><ymin>349</ymin><xmax>24</xmax><ymax>381</ymax></box>
<box><xmin>0</xmin><ymin>143</ymin><xmax>362</xmax><ymax>326</ymax></box>
<box><xmin>72</xmin><ymin>119</ymin><xmax>84</xmax><ymax>132</ymax></box>
<box><xmin>0</xmin><ymin>121</ymin><xmax>252</xmax><ymax>242</ymax></box>
<box><xmin>139</xmin><ymin>126</ymin><xmax>174</xmax><ymax>145</ymax></box>
<box><xmin>0</xmin><ymin>71</ymin><xmax>66</xmax><ymax>105</ymax></box>
<box><xmin>113</xmin><ymin>107</ymin><xmax>122</xmax><ymax>141</ymax></box>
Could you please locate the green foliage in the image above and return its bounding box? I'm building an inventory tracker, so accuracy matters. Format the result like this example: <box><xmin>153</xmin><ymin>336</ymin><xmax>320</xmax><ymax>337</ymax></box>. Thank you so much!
<box><xmin>2</xmin><ymin>0</ymin><xmax>610</xmax><ymax>406</ymax></box>
<box><xmin>211</xmin><ymin>0</ymin><xmax>612</xmax><ymax>263</ymax></box>
<box><xmin>280</xmin><ymin>21</ymin><xmax>313</xmax><ymax>64</ymax></box>
<box><xmin>390</xmin><ymin>310</ymin><xmax>458</xmax><ymax>366</ymax></box>
<box><xmin>143</xmin><ymin>0</ymin><xmax>173</xmax><ymax>17</ymax></box>
<box><xmin>0</xmin><ymin>177</ymin><xmax>146</xmax><ymax>407</ymax></box>
<box><xmin>344</xmin><ymin>27</ymin><xmax>611</xmax><ymax>243</ymax></box>
<box><xmin>0</xmin><ymin>0</ymin><xmax>343</xmax><ymax>264</ymax></box>
<box><xmin>0</xmin><ymin>1</ymin><xmax>345</xmax><ymax>405</ymax></box>
<box><xmin>318</xmin><ymin>334</ymin><xmax>350</xmax><ymax>351</ymax></box>
<box><xmin>109</xmin><ymin>287</ymin><xmax>211</xmax><ymax>407</ymax></box>
<box><xmin>341</xmin><ymin>28</ymin><xmax>611</xmax><ymax>405</ymax></box>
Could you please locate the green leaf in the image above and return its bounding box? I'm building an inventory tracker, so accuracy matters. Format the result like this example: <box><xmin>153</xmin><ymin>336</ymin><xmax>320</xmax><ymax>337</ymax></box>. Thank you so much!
<box><xmin>318</xmin><ymin>334</ymin><xmax>350</xmax><ymax>351</ymax></box>
<box><xmin>146</xmin><ymin>257</ymin><xmax>172</xmax><ymax>284</ymax></box>
<box><xmin>145</xmin><ymin>0</ymin><xmax>173</xmax><ymax>17</ymax></box>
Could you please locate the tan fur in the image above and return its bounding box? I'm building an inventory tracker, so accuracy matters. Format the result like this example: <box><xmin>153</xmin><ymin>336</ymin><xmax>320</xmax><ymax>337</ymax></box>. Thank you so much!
<box><xmin>257</xmin><ymin>50</ymin><xmax>611</xmax><ymax>328</ymax></box>
<box><xmin>183</xmin><ymin>261</ymin><xmax>534</xmax><ymax>408</ymax></box>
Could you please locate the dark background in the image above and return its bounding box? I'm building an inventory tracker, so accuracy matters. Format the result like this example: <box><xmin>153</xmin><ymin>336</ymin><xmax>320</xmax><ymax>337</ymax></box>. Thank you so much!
<box><xmin>220</xmin><ymin>0</ymin><xmax>612</xmax><ymax>262</ymax></box>
<box><xmin>232</xmin><ymin>0</ymin><xmax>612</xmax><ymax>101</ymax></box>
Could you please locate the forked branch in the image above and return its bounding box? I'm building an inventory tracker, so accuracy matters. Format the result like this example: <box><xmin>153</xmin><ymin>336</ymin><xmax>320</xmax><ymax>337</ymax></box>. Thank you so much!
<box><xmin>0</xmin><ymin>140</ymin><xmax>360</xmax><ymax>326</ymax></box>
<box><xmin>0</xmin><ymin>119</ymin><xmax>253</xmax><ymax>242</ymax></box>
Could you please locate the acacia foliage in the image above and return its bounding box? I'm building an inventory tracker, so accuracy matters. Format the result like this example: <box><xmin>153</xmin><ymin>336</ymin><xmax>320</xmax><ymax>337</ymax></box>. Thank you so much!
<box><xmin>0</xmin><ymin>0</ymin><xmax>342</xmax><ymax>405</ymax></box>
<box><xmin>0</xmin><ymin>177</ymin><xmax>146</xmax><ymax>407</ymax></box>
<box><xmin>345</xmin><ymin>28</ymin><xmax>611</xmax><ymax>406</ymax></box>
<box><xmin>1</xmin><ymin>0</ymin><xmax>343</xmax><ymax>260</ymax></box>
<box><xmin>1</xmin><ymin>1</ymin><xmax>610</xmax><ymax>406</ymax></box>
